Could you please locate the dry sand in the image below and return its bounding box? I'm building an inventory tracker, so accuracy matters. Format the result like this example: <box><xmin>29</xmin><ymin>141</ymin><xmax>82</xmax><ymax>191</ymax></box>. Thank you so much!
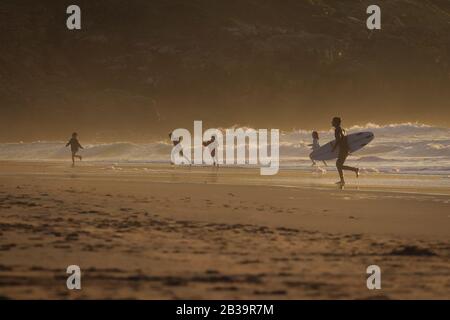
<box><xmin>0</xmin><ymin>161</ymin><xmax>449</xmax><ymax>299</ymax></box>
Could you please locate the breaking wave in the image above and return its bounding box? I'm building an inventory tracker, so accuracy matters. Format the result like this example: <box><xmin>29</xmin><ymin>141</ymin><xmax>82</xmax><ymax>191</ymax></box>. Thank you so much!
<box><xmin>0</xmin><ymin>123</ymin><xmax>449</xmax><ymax>175</ymax></box>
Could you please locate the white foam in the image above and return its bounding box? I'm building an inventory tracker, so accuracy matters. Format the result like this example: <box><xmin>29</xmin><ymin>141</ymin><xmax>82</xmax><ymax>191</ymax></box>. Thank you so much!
<box><xmin>0</xmin><ymin>123</ymin><xmax>448</xmax><ymax>175</ymax></box>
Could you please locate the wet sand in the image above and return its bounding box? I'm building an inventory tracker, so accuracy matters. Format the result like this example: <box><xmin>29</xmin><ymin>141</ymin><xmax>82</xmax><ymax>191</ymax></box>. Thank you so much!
<box><xmin>0</xmin><ymin>161</ymin><xmax>449</xmax><ymax>299</ymax></box>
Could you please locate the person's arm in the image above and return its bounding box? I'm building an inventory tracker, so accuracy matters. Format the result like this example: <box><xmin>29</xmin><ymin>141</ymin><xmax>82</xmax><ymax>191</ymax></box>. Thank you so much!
<box><xmin>77</xmin><ymin>140</ymin><xmax>84</xmax><ymax>149</ymax></box>
<box><xmin>65</xmin><ymin>140</ymin><xmax>71</xmax><ymax>147</ymax></box>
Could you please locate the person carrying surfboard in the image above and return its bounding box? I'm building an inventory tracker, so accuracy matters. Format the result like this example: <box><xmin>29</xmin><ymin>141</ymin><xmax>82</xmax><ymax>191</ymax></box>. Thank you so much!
<box><xmin>308</xmin><ymin>131</ymin><xmax>327</xmax><ymax>167</ymax></box>
<box><xmin>331</xmin><ymin>117</ymin><xmax>359</xmax><ymax>187</ymax></box>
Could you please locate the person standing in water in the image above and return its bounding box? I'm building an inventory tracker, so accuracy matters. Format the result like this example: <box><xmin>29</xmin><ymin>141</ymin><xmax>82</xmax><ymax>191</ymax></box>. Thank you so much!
<box><xmin>169</xmin><ymin>133</ymin><xmax>191</xmax><ymax>165</ymax></box>
<box><xmin>66</xmin><ymin>132</ymin><xmax>83</xmax><ymax>166</ymax></box>
<box><xmin>330</xmin><ymin>117</ymin><xmax>359</xmax><ymax>187</ymax></box>
<box><xmin>203</xmin><ymin>135</ymin><xmax>219</xmax><ymax>167</ymax></box>
<box><xmin>308</xmin><ymin>131</ymin><xmax>327</xmax><ymax>166</ymax></box>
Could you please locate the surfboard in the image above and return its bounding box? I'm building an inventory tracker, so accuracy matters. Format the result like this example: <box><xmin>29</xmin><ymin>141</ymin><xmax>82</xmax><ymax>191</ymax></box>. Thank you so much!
<box><xmin>310</xmin><ymin>131</ymin><xmax>374</xmax><ymax>161</ymax></box>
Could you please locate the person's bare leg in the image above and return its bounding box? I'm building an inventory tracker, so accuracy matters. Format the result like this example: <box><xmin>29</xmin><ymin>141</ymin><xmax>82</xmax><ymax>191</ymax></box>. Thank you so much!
<box><xmin>73</xmin><ymin>151</ymin><xmax>82</xmax><ymax>162</ymax></box>
<box><xmin>214</xmin><ymin>154</ymin><xmax>219</xmax><ymax>168</ymax></box>
<box><xmin>337</xmin><ymin>147</ymin><xmax>358</xmax><ymax>179</ymax></box>
<box><xmin>342</xmin><ymin>165</ymin><xmax>359</xmax><ymax>177</ymax></box>
<box><xmin>336</xmin><ymin>158</ymin><xmax>345</xmax><ymax>185</ymax></box>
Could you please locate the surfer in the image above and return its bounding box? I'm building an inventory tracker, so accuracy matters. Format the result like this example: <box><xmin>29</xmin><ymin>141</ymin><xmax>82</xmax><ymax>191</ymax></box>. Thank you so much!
<box><xmin>308</xmin><ymin>131</ymin><xmax>327</xmax><ymax>166</ymax></box>
<box><xmin>169</xmin><ymin>133</ymin><xmax>191</xmax><ymax>165</ymax></box>
<box><xmin>331</xmin><ymin>117</ymin><xmax>359</xmax><ymax>187</ymax></box>
<box><xmin>65</xmin><ymin>132</ymin><xmax>83</xmax><ymax>166</ymax></box>
<box><xmin>203</xmin><ymin>135</ymin><xmax>218</xmax><ymax>166</ymax></box>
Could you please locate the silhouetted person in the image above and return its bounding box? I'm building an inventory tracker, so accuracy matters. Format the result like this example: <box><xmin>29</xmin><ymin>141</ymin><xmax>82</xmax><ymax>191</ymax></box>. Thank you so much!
<box><xmin>308</xmin><ymin>131</ymin><xmax>327</xmax><ymax>166</ymax></box>
<box><xmin>203</xmin><ymin>135</ymin><xmax>218</xmax><ymax>166</ymax></box>
<box><xmin>66</xmin><ymin>132</ymin><xmax>83</xmax><ymax>166</ymax></box>
<box><xmin>331</xmin><ymin>117</ymin><xmax>359</xmax><ymax>187</ymax></box>
<box><xmin>169</xmin><ymin>133</ymin><xmax>190</xmax><ymax>165</ymax></box>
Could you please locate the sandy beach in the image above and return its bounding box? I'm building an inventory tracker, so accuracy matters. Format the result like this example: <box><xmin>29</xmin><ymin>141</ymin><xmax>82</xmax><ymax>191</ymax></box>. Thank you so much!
<box><xmin>1</xmin><ymin>0</ymin><xmax>449</xmax><ymax>305</ymax></box>
<box><xmin>0</xmin><ymin>161</ymin><xmax>448</xmax><ymax>299</ymax></box>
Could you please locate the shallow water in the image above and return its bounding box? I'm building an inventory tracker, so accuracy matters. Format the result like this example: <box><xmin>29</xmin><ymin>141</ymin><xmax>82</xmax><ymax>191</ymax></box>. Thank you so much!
<box><xmin>0</xmin><ymin>123</ymin><xmax>449</xmax><ymax>178</ymax></box>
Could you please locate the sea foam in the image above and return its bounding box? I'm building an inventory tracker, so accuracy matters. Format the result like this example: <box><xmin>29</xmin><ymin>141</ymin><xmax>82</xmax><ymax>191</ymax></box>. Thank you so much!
<box><xmin>0</xmin><ymin>123</ymin><xmax>448</xmax><ymax>175</ymax></box>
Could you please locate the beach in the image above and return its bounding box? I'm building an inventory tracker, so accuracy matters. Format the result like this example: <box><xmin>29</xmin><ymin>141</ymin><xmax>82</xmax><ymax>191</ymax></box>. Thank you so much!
<box><xmin>1</xmin><ymin>0</ymin><xmax>449</xmax><ymax>305</ymax></box>
<box><xmin>0</xmin><ymin>161</ymin><xmax>448</xmax><ymax>299</ymax></box>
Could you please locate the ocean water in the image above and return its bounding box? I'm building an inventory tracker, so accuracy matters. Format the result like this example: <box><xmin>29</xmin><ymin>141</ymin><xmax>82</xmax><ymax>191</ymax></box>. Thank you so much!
<box><xmin>0</xmin><ymin>123</ymin><xmax>449</xmax><ymax>176</ymax></box>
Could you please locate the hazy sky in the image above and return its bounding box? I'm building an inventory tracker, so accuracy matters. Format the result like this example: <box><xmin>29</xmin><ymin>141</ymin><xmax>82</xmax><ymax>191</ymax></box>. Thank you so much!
<box><xmin>0</xmin><ymin>0</ymin><xmax>449</xmax><ymax>142</ymax></box>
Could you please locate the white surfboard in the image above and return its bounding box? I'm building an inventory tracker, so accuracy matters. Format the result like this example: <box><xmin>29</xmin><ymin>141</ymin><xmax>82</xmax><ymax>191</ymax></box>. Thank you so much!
<box><xmin>310</xmin><ymin>131</ymin><xmax>374</xmax><ymax>161</ymax></box>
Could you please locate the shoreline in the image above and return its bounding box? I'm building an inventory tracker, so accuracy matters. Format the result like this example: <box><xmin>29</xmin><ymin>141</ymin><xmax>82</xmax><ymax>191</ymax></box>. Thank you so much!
<box><xmin>1</xmin><ymin>160</ymin><xmax>449</xmax><ymax>196</ymax></box>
